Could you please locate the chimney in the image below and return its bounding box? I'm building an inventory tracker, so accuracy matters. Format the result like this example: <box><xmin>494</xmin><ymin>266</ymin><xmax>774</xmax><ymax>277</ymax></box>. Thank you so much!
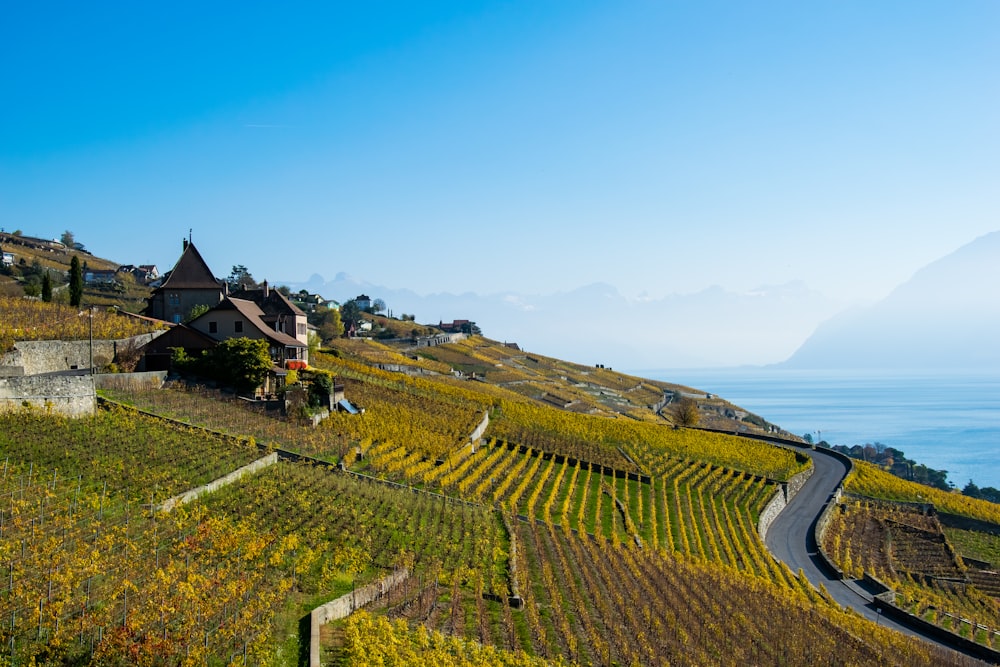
<box><xmin>263</xmin><ymin>280</ymin><xmax>269</xmax><ymax>298</ymax></box>
<box><xmin>183</xmin><ymin>238</ymin><xmax>189</xmax><ymax>251</ymax></box>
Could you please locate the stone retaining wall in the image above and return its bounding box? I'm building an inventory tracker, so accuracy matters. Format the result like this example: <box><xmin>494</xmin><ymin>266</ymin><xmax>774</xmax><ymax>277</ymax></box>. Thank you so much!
<box><xmin>0</xmin><ymin>375</ymin><xmax>96</xmax><ymax>417</ymax></box>
<box><xmin>757</xmin><ymin>466</ymin><xmax>814</xmax><ymax>543</ymax></box>
<box><xmin>1</xmin><ymin>334</ymin><xmax>161</xmax><ymax>376</ymax></box>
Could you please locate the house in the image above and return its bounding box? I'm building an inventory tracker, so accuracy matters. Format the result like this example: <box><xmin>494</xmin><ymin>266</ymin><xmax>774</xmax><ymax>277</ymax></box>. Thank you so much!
<box><xmin>118</xmin><ymin>264</ymin><xmax>160</xmax><ymax>284</ymax></box>
<box><xmin>186</xmin><ymin>297</ymin><xmax>308</xmax><ymax>395</ymax></box>
<box><xmin>353</xmin><ymin>294</ymin><xmax>372</xmax><ymax>311</ymax></box>
<box><xmin>144</xmin><ymin>241</ymin><xmax>224</xmax><ymax>323</ymax></box>
<box><xmin>229</xmin><ymin>281</ymin><xmax>309</xmax><ymax>352</ymax></box>
<box><xmin>1</xmin><ymin>251</ymin><xmax>13</xmax><ymax>267</ymax></box>
<box><xmin>290</xmin><ymin>290</ymin><xmax>330</xmax><ymax>314</ymax></box>
<box><xmin>438</xmin><ymin>319</ymin><xmax>479</xmax><ymax>334</ymax></box>
<box><xmin>84</xmin><ymin>269</ymin><xmax>118</xmax><ymax>284</ymax></box>
<box><xmin>189</xmin><ymin>296</ymin><xmax>308</xmax><ymax>366</ymax></box>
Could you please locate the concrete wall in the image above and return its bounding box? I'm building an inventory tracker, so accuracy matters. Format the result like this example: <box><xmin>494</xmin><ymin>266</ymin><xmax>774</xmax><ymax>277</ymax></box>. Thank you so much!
<box><xmin>158</xmin><ymin>452</ymin><xmax>279</xmax><ymax>512</ymax></box>
<box><xmin>0</xmin><ymin>375</ymin><xmax>96</xmax><ymax>417</ymax></box>
<box><xmin>308</xmin><ymin>568</ymin><xmax>411</xmax><ymax>667</ymax></box>
<box><xmin>469</xmin><ymin>411</ymin><xmax>489</xmax><ymax>444</ymax></box>
<box><xmin>0</xmin><ymin>333</ymin><xmax>162</xmax><ymax>377</ymax></box>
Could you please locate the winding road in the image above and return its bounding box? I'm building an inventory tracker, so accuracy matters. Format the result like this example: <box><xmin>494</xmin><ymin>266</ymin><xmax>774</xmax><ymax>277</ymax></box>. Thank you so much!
<box><xmin>764</xmin><ymin>444</ymin><xmax>993</xmax><ymax>663</ymax></box>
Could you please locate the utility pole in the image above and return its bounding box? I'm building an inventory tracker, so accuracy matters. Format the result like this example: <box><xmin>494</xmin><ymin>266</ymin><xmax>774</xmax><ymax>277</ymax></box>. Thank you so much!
<box><xmin>89</xmin><ymin>307</ymin><xmax>94</xmax><ymax>375</ymax></box>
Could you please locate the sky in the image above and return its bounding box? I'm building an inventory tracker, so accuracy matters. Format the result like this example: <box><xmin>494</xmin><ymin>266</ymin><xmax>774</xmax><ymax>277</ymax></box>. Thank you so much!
<box><xmin>3</xmin><ymin>2</ymin><xmax>999</xmax><ymax>316</ymax></box>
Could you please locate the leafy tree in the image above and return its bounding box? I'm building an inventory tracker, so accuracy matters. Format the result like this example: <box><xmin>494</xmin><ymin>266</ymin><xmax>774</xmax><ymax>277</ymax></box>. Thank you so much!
<box><xmin>209</xmin><ymin>338</ymin><xmax>272</xmax><ymax>394</ymax></box>
<box><xmin>311</xmin><ymin>305</ymin><xmax>343</xmax><ymax>341</ymax></box>
<box><xmin>185</xmin><ymin>303</ymin><xmax>211</xmax><ymax>322</ymax></box>
<box><xmin>276</xmin><ymin>284</ymin><xmax>291</xmax><ymax>296</ymax></box>
<box><xmin>226</xmin><ymin>265</ymin><xmax>258</xmax><ymax>290</ymax></box>
<box><xmin>340</xmin><ymin>301</ymin><xmax>362</xmax><ymax>332</ymax></box>
<box><xmin>41</xmin><ymin>272</ymin><xmax>52</xmax><ymax>302</ymax></box>
<box><xmin>308</xmin><ymin>372</ymin><xmax>334</xmax><ymax>409</ymax></box>
<box><xmin>673</xmin><ymin>397</ymin><xmax>701</xmax><ymax>428</ymax></box>
<box><xmin>963</xmin><ymin>480</ymin><xmax>981</xmax><ymax>499</ymax></box>
<box><xmin>802</xmin><ymin>433</ymin><xmax>814</xmax><ymax>444</ymax></box>
<box><xmin>69</xmin><ymin>255</ymin><xmax>83</xmax><ymax>306</ymax></box>
<box><xmin>60</xmin><ymin>230</ymin><xmax>75</xmax><ymax>247</ymax></box>
<box><xmin>372</xmin><ymin>298</ymin><xmax>386</xmax><ymax>314</ymax></box>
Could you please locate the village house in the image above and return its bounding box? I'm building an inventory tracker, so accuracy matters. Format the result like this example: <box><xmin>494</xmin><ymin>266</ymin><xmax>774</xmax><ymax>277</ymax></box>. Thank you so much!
<box><xmin>144</xmin><ymin>241</ymin><xmax>225</xmax><ymax>323</ymax></box>
<box><xmin>229</xmin><ymin>282</ymin><xmax>310</xmax><ymax>353</ymax></box>
<box><xmin>353</xmin><ymin>294</ymin><xmax>372</xmax><ymax>311</ymax></box>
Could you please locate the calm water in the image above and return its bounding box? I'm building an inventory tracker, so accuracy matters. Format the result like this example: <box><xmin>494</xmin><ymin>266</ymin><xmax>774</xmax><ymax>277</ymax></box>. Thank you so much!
<box><xmin>647</xmin><ymin>368</ymin><xmax>1000</xmax><ymax>489</ymax></box>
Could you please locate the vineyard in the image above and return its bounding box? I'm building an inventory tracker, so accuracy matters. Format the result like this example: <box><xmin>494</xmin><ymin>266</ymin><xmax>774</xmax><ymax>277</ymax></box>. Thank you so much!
<box><xmin>3</xmin><ymin>331</ymin><xmax>991</xmax><ymax>664</ymax></box>
<box><xmin>0</xmin><ymin>296</ymin><xmax>164</xmax><ymax>352</ymax></box>
<box><xmin>846</xmin><ymin>461</ymin><xmax>1000</xmax><ymax>524</ymax></box>
<box><xmin>824</xmin><ymin>499</ymin><xmax>1000</xmax><ymax>650</ymax></box>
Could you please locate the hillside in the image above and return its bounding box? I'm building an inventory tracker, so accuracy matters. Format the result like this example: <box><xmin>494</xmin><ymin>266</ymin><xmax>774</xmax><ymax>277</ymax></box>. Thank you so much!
<box><xmin>4</xmin><ymin>323</ymin><xmax>1000</xmax><ymax>663</ymax></box>
<box><xmin>781</xmin><ymin>230</ymin><xmax>1000</xmax><ymax>369</ymax></box>
<box><xmin>0</xmin><ymin>231</ymin><xmax>152</xmax><ymax>311</ymax></box>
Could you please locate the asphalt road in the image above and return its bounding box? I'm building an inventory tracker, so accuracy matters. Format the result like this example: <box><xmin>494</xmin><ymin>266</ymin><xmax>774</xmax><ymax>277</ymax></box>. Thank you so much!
<box><xmin>764</xmin><ymin>445</ymin><xmax>992</xmax><ymax>663</ymax></box>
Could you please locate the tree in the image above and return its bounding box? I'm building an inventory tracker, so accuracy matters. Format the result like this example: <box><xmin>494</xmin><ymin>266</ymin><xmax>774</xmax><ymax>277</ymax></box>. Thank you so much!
<box><xmin>185</xmin><ymin>303</ymin><xmax>211</xmax><ymax>322</ymax></box>
<box><xmin>41</xmin><ymin>272</ymin><xmax>52</xmax><ymax>302</ymax></box>
<box><xmin>340</xmin><ymin>301</ymin><xmax>362</xmax><ymax>332</ymax></box>
<box><xmin>672</xmin><ymin>397</ymin><xmax>701</xmax><ymax>427</ymax></box>
<box><xmin>60</xmin><ymin>230</ymin><xmax>75</xmax><ymax>247</ymax></box>
<box><xmin>69</xmin><ymin>255</ymin><xmax>84</xmax><ymax>306</ymax></box>
<box><xmin>209</xmin><ymin>338</ymin><xmax>272</xmax><ymax>394</ymax></box>
<box><xmin>226</xmin><ymin>265</ymin><xmax>258</xmax><ymax>290</ymax></box>
<box><xmin>372</xmin><ymin>298</ymin><xmax>386</xmax><ymax>314</ymax></box>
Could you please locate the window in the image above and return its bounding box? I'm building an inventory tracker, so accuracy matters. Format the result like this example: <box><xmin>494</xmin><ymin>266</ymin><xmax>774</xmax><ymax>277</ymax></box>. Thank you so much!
<box><xmin>208</xmin><ymin>321</ymin><xmax>217</xmax><ymax>334</ymax></box>
<box><xmin>234</xmin><ymin>320</ymin><xmax>243</xmax><ymax>333</ymax></box>
<box><xmin>168</xmin><ymin>293</ymin><xmax>180</xmax><ymax>306</ymax></box>
<box><xmin>297</xmin><ymin>323</ymin><xmax>307</xmax><ymax>336</ymax></box>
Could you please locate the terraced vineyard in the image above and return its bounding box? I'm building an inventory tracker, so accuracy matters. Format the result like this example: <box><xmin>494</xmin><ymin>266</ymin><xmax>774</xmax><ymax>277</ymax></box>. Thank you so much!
<box><xmin>824</xmin><ymin>499</ymin><xmax>1000</xmax><ymax>649</ymax></box>
<box><xmin>0</xmin><ymin>406</ymin><xmax>264</xmax><ymax>503</ymax></box>
<box><xmin>4</xmin><ymin>332</ymin><xmax>988</xmax><ymax>665</ymax></box>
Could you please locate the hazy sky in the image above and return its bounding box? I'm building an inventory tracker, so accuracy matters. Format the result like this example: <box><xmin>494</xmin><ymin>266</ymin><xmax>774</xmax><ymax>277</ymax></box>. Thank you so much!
<box><xmin>3</xmin><ymin>1</ymin><xmax>998</xmax><ymax>306</ymax></box>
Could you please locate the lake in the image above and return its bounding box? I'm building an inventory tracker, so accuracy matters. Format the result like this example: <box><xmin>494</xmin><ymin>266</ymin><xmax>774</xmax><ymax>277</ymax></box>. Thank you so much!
<box><xmin>645</xmin><ymin>368</ymin><xmax>1000</xmax><ymax>489</ymax></box>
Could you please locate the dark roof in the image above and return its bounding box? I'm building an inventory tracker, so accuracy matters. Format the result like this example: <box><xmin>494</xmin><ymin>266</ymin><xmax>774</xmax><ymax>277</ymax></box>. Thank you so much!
<box><xmin>201</xmin><ymin>298</ymin><xmax>306</xmax><ymax>348</ymax></box>
<box><xmin>157</xmin><ymin>243</ymin><xmax>221</xmax><ymax>290</ymax></box>
<box><xmin>230</xmin><ymin>283</ymin><xmax>306</xmax><ymax>317</ymax></box>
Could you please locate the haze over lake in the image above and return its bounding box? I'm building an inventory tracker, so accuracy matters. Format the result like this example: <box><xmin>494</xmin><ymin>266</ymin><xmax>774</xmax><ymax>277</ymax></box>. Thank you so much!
<box><xmin>649</xmin><ymin>368</ymin><xmax>1000</xmax><ymax>489</ymax></box>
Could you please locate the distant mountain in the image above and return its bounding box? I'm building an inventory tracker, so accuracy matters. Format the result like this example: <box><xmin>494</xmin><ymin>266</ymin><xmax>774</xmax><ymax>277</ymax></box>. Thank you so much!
<box><xmin>283</xmin><ymin>272</ymin><xmax>843</xmax><ymax>369</ymax></box>
<box><xmin>779</xmin><ymin>231</ymin><xmax>1000</xmax><ymax>369</ymax></box>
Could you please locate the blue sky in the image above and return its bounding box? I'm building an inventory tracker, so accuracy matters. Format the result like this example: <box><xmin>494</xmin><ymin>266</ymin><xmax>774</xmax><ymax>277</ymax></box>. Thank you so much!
<box><xmin>3</xmin><ymin>1</ymin><xmax>998</xmax><ymax>308</ymax></box>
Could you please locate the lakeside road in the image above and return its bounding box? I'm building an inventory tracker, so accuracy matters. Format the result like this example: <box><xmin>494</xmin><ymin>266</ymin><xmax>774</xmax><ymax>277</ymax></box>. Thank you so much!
<box><xmin>764</xmin><ymin>445</ymin><xmax>993</xmax><ymax>664</ymax></box>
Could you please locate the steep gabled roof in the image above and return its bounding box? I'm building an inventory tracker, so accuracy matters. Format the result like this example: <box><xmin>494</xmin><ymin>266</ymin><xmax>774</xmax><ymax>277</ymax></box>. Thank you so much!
<box><xmin>158</xmin><ymin>242</ymin><xmax>221</xmax><ymax>290</ymax></box>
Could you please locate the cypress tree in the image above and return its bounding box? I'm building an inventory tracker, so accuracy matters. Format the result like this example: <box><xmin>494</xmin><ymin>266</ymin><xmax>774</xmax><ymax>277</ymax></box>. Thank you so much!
<box><xmin>69</xmin><ymin>255</ymin><xmax>83</xmax><ymax>306</ymax></box>
<box><xmin>41</xmin><ymin>272</ymin><xmax>52</xmax><ymax>302</ymax></box>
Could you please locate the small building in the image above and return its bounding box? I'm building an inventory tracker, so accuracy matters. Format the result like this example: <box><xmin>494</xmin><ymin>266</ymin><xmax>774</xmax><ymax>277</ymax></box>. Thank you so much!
<box><xmin>1</xmin><ymin>251</ymin><xmax>13</xmax><ymax>267</ymax></box>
